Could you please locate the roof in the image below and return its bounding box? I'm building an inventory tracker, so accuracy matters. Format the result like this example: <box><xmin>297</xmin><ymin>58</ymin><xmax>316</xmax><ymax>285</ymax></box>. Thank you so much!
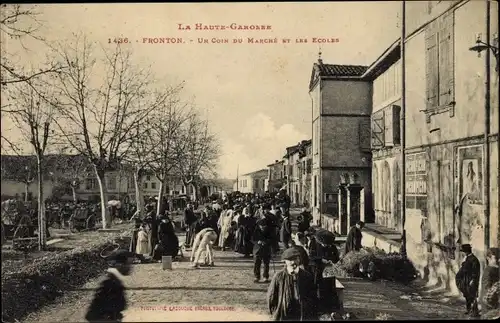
<box><xmin>309</xmin><ymin>61</ymin><xmax>369</xmax><ymax>91</ymax></box>
<box><xmin>283</xmin><ymin>139</ymin><xmax>312</xmax><ymax>158</ymax></box>
<box><xmin>0</xmin><ymin>154</ymin><xmax>92</xmax><ymax>181</ymax></box>
<box><xmin>361</xmin><ymin>39</ymin><xmax>401</xmax><ymax>81</ymax></box>
<box><xmin>239</xmin><ymin>168</ymin><xmax>268</xmax><ymax>177</ymax></box>
<box><xmin>317</xmin><ymin>64</ymin><xmax>368</xmax><ymax>77</ymax></box>
<box><xmin>267</xmin><ymin>160</ymin><xmax>284</xmax><ymax>167</ymax></box>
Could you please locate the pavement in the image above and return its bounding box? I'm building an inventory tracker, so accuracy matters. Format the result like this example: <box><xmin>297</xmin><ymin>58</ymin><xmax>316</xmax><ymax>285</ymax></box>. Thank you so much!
<box><xmin>17</xmin><ymin>208</ymin><xmax>474</xmax><ymax>322</ymax></box>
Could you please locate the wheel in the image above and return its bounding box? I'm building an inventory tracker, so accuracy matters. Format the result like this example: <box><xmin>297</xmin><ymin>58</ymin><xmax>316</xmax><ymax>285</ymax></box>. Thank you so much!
<box><xmin>86</xmin><ymin>215</ymin><xmax>96</xmax><ymax>230</ymax></box>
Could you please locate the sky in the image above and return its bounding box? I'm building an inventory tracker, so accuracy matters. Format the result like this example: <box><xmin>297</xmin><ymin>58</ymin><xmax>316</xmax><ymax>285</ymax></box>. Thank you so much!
<box><xmin>1</xmin><ymin>2</ymin><xmax>401</xmax><ymax>179</ymax></box>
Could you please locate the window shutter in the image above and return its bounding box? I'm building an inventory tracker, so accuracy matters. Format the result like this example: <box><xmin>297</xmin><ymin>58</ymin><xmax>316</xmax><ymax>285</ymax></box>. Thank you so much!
<box><xmin>425</xmin><ymin>21</ymin><xmax>439</xmax><ymax>110</ymax></box>
<box><xmin>392</xmin><ymin>105</ymin><xmax>401</xmax><ymax>145</ymax></box>
<box><xmin>384</xmin><ymin>107</ymin><xmax>394</xmax><ymax>147</ymax></box>
<box><xmin>359</xmin><ymin>118</ymin><xmax>371</xmax><ymax>152</ymax></box>
<box><xmin>371</xmin><ymin>111</ymin><xmax>385</xmax><ymax>149</ymax></box>
<box><xmin>439</xmin><ymin>12</ymin><xmax>454</xmax><ymax>106</ymax></box>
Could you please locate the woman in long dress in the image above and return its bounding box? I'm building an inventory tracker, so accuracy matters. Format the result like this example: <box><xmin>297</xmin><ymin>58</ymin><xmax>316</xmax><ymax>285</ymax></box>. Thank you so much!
<box><xmin>218</xmin><ymin>205</ymin><xmax>234</xmax><ymax>249</ymax></box>
<box><xmin>136</xmin><ymin>225</ymin><xmax>150</xmax><ymax>256</ymax></box>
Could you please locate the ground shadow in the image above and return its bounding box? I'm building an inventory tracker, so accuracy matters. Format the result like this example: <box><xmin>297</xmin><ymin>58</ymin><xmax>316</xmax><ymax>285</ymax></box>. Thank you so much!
<box><xmin>73</xmin><ymin>286</ymin><xmax>267</xmax><ymax>293</ymax></box>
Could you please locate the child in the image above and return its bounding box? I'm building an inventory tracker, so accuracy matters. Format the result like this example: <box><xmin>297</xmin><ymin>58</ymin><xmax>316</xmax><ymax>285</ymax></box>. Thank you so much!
<box><xmin>136</xmin><ymin>225</ymin><xmax>150</xmax><ymax>257</ymax></box>
<box><xmin>85</xmin><ymin>249</ymin><xmax>134</xmax><ymax>322</ymax></box>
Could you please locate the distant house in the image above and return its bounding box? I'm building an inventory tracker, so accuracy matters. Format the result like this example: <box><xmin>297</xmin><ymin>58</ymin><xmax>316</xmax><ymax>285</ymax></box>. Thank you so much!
<box><xmin>234</xmin><ymin>169</ymin><xmax>268</xmax><ymax>194</ymax></box>
<box><xmin>266</xmin><ymin>160</ymin><xmax>285</xmax><ymax>193</ymax></box>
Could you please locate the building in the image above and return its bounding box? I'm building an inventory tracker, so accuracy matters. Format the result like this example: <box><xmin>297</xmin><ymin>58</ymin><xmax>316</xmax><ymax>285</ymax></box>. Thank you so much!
<box><xmin>365</xmin><ymin>40</ymin><xmax>403</xmax><ymax>233</ymax></box>
<box><xmin>266</xmin><ymin>160</ymin><xmax>285</xmax><ymax>193</ymax></box>
<box><xmin>234</xmin><ymin>169</ymin><xmax>268</xmax><ymax>194</ymax></box>
<box><xmin>361</xmin><ymin>0</ymin><xmax>499</xmax><ymax>295</ymax></box>
<box><xmin>282</xmin><ymin>140</ymin><xmax>312</xmax><ymax>206</ymax></box>
<box><xmin>309</xmin><ymin>58</ymin><xmax>373</xmax><ymax>224</ymax></box>
<box><xmin>298</xmin><ymin>140</ymin><xmax>313</xmax><ymax>206</ymax></box>
<box><xmin>401</xmin><ymin>0</ymin><xmax>498</xmax><ymax>294</ymax></box>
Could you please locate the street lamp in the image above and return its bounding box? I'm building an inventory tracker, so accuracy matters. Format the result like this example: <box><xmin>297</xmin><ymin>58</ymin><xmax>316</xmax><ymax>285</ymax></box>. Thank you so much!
<box><xmin>469</xmin><ymin>33</ymin><xmax>499</xmax><ymax>71</ymax></box>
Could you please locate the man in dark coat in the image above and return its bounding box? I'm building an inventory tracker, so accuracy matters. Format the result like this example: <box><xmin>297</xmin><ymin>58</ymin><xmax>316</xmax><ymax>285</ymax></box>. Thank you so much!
<box><xmin>297</xmin><ymin>208</ymin><xmax>312</xmax><ymax>234</ymax></box>
<box><xmin>251</xmin><ymin>218</ymin><xmax>274</xmax><ymax>283</ymax></box>
<box><xmin>267</xmin><ymin>247</ymin><xmax>318</xmax><ymax>321</ymax></box>
<box><xmin>280</xmin><ymin>212</ymin><xmax>292</xmax><ymax>249</ymax></box>
<box><xmin>184</xmin><ymin>203</ymin><xmax>197</xmax><ymax>248</ymax></box>
<box><xmin>344</xmin><ymin>221</ymin><xmax>364</xmax><ymax>255</ymax></box>
<box><xmin>85</xmin><ymin>249</ymin><xmax>133</xmax><ymax>322</ymax></box>
<box><xmin>455</xmin><ymin>244</ymin><xmax>481</xmax><ymax>317</ymax></box>
<box><xmin>157</xmin><ymin>214</ymin><xmax>179</xmax><ymax>259</ymax></box>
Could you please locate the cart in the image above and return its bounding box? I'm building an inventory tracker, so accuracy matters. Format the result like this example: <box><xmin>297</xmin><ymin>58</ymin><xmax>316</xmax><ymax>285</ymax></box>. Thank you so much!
<box><xmin>68</xmin><ymin>208</ymin><xmax>96</xmax><ymax>232</ymax></box>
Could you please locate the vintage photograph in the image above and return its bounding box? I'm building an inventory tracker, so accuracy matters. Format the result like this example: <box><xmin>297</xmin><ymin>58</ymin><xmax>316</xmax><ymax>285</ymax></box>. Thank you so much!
<box><xmin>1</xmin><ymin>1</ymin><xmax>499</xmax><ymax>322</ymax></box>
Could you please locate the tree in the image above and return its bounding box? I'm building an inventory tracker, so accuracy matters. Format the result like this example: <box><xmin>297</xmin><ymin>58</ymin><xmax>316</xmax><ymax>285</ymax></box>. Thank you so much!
<box><xmin>0</xmin><ymin>4</ymin><xmax>63</xmax><ymax>87</ymax></box>
<box><xmin>0</xmin><ymin>153</ymin><xmax>36</xmax><ymax>202</ymax></box>
<box><xmin>127</xmin><ymin>89</ymin><xmax>188</xmax><ymax>217</ymax></box>
<box><xmin>173</xmin><ymin>111</ymin><xmax>221</xmax><ymax>202</ymax></box>
<box><xmin>47</xmin><ymin>154</ymin><xmax>93</xmax><ymax>202</ymax></box>
<box><xmin>2</xmin><ymin>77</ymin><xmax>57</xmax><ymax>250</ymax></box>
<box><xmin>52</xmin><ymin>33</ymin><xmax>176</xmax><ymax>228</ymax></box>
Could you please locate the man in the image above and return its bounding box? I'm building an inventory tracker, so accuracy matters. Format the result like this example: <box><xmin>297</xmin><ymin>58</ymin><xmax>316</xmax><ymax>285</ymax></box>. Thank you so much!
<box><xmin>344</xmin><ymin>221</ymin><xmax>364</xmax><ymax>255</ymax></box>
<box><xmin>291</xmin><ymin>232</ymin><xmax>309</xmax><ymax>270</ymax></box>
<box><xmin>190</xmin><ymin>227</ymin><xmax>218</xmax><ymax>268</ymax></box>
<box><xmin>280</xmin><ymin>211</ymin><xmax>292</xmax><ymax>249</ymax></box>
<box><xmin>183</xmin><ymin>203</ymin><xmax>197</xmax><ymax>248</ymax></box>
<box><xmin>455</xmin><ymin>244</ymin><xmax>481</xmax><ymax>317</ymax></box>
<box><xmin>251</xmin><ymin>218</ymin><xmax>274</xmax><ymax>283</ymax></box>
<box><xmin>85</xmin><ymin>249</ymin><xmax>133</xmax><ymax>322</ymax></box>
<box><xmin>297</xmin><ymin>208</ymin><xmax>312</xmax><ymax>234</ymax></box>
<box><xmin>267</xmin><ymin>247</ymin><xmax>318</xmax><ymax>321</ymax></box>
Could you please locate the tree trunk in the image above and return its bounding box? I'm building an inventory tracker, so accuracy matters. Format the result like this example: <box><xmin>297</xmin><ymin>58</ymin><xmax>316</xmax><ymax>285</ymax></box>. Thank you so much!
<box><xmin>24</xmin><ymin>182</ymin><xmax>29</xmax><ymax>202</ymax></box>
<box><xmin>71</xmin><ymin>185</ymin><xmax>77</xmax><ymax>202</ymax></box>
<box><xmin>37</xmin><ymin>157</ymin><xmax>46</xmax><ymax>251</ymax></box>
<box><xmin>156</xmin><ymin>178</ymin><xmax>166</xmax><ymax>216</ymax></box>
<box><xmin>192</xmin><ymin>183</ymin><xmax>198</xmax><ymax>202</ymax></box>
<box><xmin>94</xmin><ymin>165</ymin><xmax>111</xmax><ymax>229</ymax></box>
<box><xmin>133</xmin><ymin>167</ymin><xmax>144</xmax><ymax>218</ymax></box>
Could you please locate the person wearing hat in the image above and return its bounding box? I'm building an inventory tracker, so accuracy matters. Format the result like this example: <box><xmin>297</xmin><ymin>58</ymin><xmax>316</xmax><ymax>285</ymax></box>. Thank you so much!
<box><xmin>267</xmin><ymin>247</ymin><xmax>318</xmax><ymax>321</ymax></box>
<box><xmin>217</xmin><ymin>204</ymin><xmax>234</xmax><ymax>251</ymax></box>
<box><xmin>344</xmin><ymin>221</ymin><xmax>365</xmax><ymax>255</ymax></box>
<box><xmin>455</xmin><ymin>243</ymin><xmax>481</xmax><ymax>317</ymax></box>
<box><xmin>157</xmin><ymin>214</ymin><xmax>179</xmax><ymax>260</ymax></box>
<box><xmin>280</xmin><ymin>211</ymin><xmax>292</xmax><ymax>249</ymax></box>
<box><xmin>251</xmin><ymin>218</ymin><xmax>274</xmax><ymax>283</ymax></box>
<box><xmin>85</xmin><ymin>249</ymin><xmax>134</xmax><ymax>322</ymax></box>
<box><xmin>183</xmin><ymin>203</ymin><xmax>197</xmax><ymax>248</ymax></box>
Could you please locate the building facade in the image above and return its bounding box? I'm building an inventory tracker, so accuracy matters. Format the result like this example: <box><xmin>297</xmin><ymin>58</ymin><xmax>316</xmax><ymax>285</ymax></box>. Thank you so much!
<box><xmin>298</xmin><ymin>140</ymin><xmax>313</xmax><ymax>207</ymax></box>
<box><xmin>309</xmin><ymin>59</ymin><xmax>373</xmax><ymax>224</ymax></box>
<box><xmin>266</xmin><ymin>160</ymin><xmax>285</xmax><ymax>193</ymax></box>
<box><xmin>401</xmin><ymin>0</ymin><xmax>499</xmax><ymax>294</ymax></box>
<box><xmin>234</xmin><ymin>169</ymin><xmax>268</xmax><ymax>194</ymax></box>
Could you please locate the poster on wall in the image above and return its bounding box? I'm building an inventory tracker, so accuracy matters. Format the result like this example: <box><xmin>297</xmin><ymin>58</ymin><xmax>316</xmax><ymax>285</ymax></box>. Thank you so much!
<box><xmin>457</xmin><ymin>145</ymin><xmax>483</xmax><ymax>205</ymax></box>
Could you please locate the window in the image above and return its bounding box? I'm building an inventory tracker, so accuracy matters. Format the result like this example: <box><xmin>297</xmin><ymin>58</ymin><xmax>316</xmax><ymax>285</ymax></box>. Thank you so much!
<box><xmin>107</xmin><ymin>175</ymin><xmax>117</xmax><ymax>190</ymax></box>
<box><xmin>144</xmin><ymin>182</ymin><xmax>148</xmax><ymax>189</ymax></box>
<box><xmin>425</xmin><ymin>12</ymin><xmax>455</xmax><ymax>121</ymax></box>
<box><xmin>86</xmin><ymin>178</ymin><xmax>97</xmax><ymax>190</ymax></box>
<box><xmin>146</xmin><ymin>175</ymin><xmax>151</xmax><ymax>181</ymax></box>
<box><xmin>313</xmin><ymin>121</ymin><xmax>320</xmax><ymax>154</ymax></box>
<box><xmin>128</xmin><ymin>177</ymin><xmax>134</xmax><ymax>189</ymax></box>
<box><xmin>371</xmin><ymin>105</ymin><xmax>401</xmax><ymax>149</ymax></box>
<box><xmin>405</xmin><ymin>152</ymin><xmax>428</xmax><ymax>215</ymax></box>
<box><xmin>151</xmin><ymin>182</ymin><xmax>157</xmax><ymax>189</ymax></box>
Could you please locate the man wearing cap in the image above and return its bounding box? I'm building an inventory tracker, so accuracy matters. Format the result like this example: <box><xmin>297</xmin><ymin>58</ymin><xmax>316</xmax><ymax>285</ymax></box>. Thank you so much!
<box><xmin>267</xmin><ymin>247</ymin><xmax>318</xmax><ymax>321</ymax></box>
<box><xmin>85</xmin><ymin>249</ymin><xmax>133</xmax><ymax>322</ymax></box>
<box><xmin>455</xmin><ymin>243</ymin><xmax>481</xmax><ymax>317</ymax></box>
<box><xmin>251</xmin><ymin>218</ymin><xmax>274</xmax><ymax>283</ymax></box>
<box><xmin>280</xmin><ymin>211</ymin><xmax>292</xmax><ymax>249</ymax></box>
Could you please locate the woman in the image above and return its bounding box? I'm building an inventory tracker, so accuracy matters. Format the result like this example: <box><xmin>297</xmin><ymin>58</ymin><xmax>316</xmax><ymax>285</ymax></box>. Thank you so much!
<box><xmin>218</xmin><ymin>204</ymin><xmax>234</xmax><ymax>250</ymax></box>
<box><xmin>234</xmin><ymin>209</ymin><xmax>255</xmax><ymax>257</ymax></box>
<box><xmin>308</xmin><ymin>230</ymin><xmax>340</xmax><ymax>314</ymax></box>
<box><xmin>136</xmin><ymin>225</ymin><xmax>150</xmax><ymax>257</ymax></box>
<box><xmin>483</xmin><ymin>248</ymin><xmax>500</xmax><ymax>309</ymax></box>
<box><xmin>157</xmin><ymin>214</ymin><xmax>180</xmax><ymax>259</ymax></box>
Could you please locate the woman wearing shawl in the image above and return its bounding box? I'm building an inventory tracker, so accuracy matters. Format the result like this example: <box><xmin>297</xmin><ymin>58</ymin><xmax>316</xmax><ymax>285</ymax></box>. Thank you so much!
<box><xmin>235</xmin><ymin>208</ymin><xmax>256</xmax><ymax>257</ymax></box>
<box><xmin>308</xmin><ymin>229</ymin><xmax>340</xmax><ymax>313</ymax></box>
<box><xmin>218</xmin><ymin>204</ymin><xmax>234</xmax><ymax>250</ymax></box>
<box><xmin>157</xmin><ymin>214</ymin><xmax>180</xmax><ymax>259</ymax></box>
<box><xmin>267</xmin><ymin>247</ymin><xmax>318</xmax><ymax>321</ymax></box>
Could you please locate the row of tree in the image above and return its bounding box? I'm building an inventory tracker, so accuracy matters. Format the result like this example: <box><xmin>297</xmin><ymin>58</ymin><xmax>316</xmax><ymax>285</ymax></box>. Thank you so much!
<box><xmin>0</xmin><ymin>5</ymin><xmax>220</xmax><ymax>249</ymax></box>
